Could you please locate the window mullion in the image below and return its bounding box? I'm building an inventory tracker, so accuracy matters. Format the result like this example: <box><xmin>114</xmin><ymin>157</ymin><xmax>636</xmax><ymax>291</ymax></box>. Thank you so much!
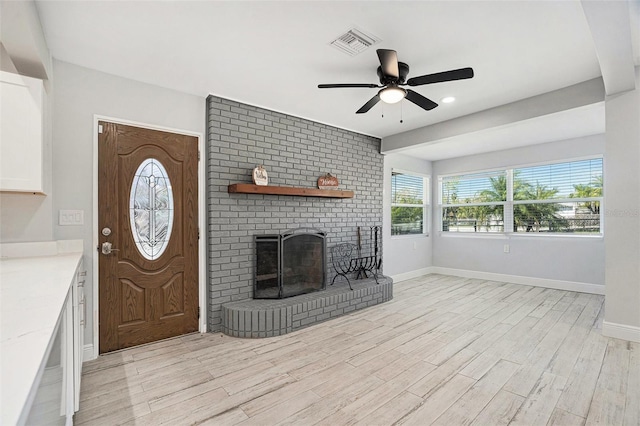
<box><xmin>504</xmin><ymin>169</ymin><xmax>514</xmax><ymax>233</ymax></box>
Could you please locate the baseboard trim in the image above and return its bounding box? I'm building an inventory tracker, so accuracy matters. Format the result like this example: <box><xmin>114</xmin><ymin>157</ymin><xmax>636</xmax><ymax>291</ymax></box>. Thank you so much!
<box><xmin>390</xmin><ymin>267</ymin><xmax>435</xmax><ymax>283</ymax></box>
<box><xmin>602</xmin><ymin>320</ymin><xmax>640</xmax><ymax>343</ymax></box>
<box><xmin>429</xmin><ymin>267</ymin><xmax>605</xmax><ymax>295</ymax></box>
<box><xmin>83</xmin><ymin>343</ymin><xmax>97</xmax><ymax>362</ymax></box>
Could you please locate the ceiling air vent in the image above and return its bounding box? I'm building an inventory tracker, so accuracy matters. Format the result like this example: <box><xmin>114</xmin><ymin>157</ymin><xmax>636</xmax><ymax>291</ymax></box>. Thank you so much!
<box><xmin>330</xmin><ymin>28</ymin><xmax>380</xmax><ymax>56</ymax></box>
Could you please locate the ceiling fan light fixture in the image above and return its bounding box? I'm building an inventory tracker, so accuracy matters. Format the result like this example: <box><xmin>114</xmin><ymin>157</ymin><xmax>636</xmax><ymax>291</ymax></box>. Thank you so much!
<box><xmin>379</xmin><ymin>86</ymin><xmax>406</xmax><ymax>104</ymax></box>
<box><xmin>441</xmin><ymin>96</ymin><xmax>456</xmax><ymax>103</ymax></box>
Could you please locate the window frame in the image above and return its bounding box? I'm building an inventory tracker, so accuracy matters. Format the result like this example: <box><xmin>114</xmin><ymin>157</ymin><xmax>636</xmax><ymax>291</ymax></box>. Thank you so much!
<box><xmin>438</xmin><ymin>156</ymin><xmax>604</xmax><ymax>237</ymax></box>
<box><xmin>391</xmin><ymin>169</ymin><xmax>430</xmax><ymax>238</ymax></box>
<box><xmin>439</xmin><ymin>168</ymin><xmax>508</xmax><ymax>234</ymax></box>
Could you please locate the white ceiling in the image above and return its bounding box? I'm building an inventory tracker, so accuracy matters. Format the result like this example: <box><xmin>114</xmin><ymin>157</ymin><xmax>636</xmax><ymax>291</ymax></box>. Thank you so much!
<box><xmin>35</xmin><ymin>1</ymin><xmax>622</xmax><ymax>157</ymax></box>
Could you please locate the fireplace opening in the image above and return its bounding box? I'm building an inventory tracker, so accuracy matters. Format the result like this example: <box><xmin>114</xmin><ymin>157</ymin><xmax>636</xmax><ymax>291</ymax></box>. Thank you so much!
<box><xmin>254</xmin><ymin>228</ymin><xmax>326</xmax><ymax>299</ymax></box>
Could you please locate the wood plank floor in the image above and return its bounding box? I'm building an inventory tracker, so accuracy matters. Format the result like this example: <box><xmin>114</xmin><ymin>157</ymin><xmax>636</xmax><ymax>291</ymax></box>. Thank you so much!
<box><xmin>77</xmin><ymin>275</ymin><xmax>639</xmax><ymax>425</ymax></box>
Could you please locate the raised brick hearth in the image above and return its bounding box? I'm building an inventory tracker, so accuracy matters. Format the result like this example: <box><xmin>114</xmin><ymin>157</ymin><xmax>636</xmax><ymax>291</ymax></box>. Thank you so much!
<box><xmin>221</xmin><ymin>276</ymin><xmax>392</xmax><ymax>338</ymax></box>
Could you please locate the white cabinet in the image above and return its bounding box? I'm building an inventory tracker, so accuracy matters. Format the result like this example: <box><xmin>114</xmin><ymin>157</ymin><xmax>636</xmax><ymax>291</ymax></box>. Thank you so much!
<box><xmin>0</xmin><ymin>71</ymin><xmax>44</xmax><ymax>193</ymax></box>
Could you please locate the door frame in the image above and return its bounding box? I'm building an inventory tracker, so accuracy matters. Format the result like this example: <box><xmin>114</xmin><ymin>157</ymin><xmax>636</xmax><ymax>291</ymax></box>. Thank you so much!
<box><xmin>90</xmin><ymin>115</ymin><xmax>207</xmax><ymax>360</ymax></box>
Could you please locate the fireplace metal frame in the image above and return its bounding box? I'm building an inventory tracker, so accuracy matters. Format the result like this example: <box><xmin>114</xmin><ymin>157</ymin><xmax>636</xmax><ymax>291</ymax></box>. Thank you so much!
<box><xmin>254</xmin><ymin>228</ymin><xmax>327</xmax><ymax>299</ymax></box>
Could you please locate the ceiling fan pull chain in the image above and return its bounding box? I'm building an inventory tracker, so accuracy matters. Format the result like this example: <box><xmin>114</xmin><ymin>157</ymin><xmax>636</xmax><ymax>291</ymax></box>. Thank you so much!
<box><xmin>400</xmin><ymin>101</ymin><xmax>404</xmax><ymax>124</ymax></box>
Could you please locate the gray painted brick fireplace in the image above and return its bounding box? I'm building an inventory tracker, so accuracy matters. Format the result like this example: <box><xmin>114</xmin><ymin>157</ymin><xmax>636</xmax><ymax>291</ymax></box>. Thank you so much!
<box><xmin>206</xmin><ymin>95</ymin><xmax>384</xmax><ymax>332</ymax></box>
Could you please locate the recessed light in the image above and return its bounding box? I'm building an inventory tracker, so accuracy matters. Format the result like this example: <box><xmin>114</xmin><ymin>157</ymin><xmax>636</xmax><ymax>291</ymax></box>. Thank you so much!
<box><xmin>441</xmin><ymin>96</ymin><xmax>456</xmax><ymax>104</ymax></box>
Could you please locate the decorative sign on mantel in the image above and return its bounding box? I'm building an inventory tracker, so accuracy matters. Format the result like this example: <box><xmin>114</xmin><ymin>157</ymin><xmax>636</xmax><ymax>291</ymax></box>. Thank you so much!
<box><xmin>252</xmin><ymin>165</ymin><xmax>269</xmax><ymax>186</ymax></box>
<box><xmin>317</xmin><ymin>173</ymin><xmax>339</xmax><ymax>190</ymax></box>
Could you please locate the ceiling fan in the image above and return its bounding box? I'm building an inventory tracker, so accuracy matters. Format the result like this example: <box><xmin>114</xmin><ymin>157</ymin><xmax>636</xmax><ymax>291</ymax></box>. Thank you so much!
<box><xmin>318</xmin><ymin>49</ymin><xmax>474</xmax><ymax>114</ymax></box>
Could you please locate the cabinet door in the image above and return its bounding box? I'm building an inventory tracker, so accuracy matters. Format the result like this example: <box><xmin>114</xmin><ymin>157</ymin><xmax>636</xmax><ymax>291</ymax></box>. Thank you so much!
<box><xmin>0</xmin><ymin>71</ymin><xmax>44</xmax><ymax>193</ymax></box>
<box><xmin>73</xmin><ymin>260</ymin><xmax>86</xmax><ymax>411</ymax></box>
<box><xmin>24</xmin><ymin>290</ymin><xmax>72</xmax><ymax>425</ymax></box>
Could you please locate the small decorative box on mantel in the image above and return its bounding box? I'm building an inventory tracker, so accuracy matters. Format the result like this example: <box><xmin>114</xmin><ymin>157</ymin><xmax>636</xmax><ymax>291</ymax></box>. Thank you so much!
<box><xmin>317</xmin><ymin>173</ymin><xmax>339</xmax><ymax>190</ymax></box>
<box><xmin>252</xmin><ymin>165</ymin><xmax>268</xmax><ymax>186</ymax></box>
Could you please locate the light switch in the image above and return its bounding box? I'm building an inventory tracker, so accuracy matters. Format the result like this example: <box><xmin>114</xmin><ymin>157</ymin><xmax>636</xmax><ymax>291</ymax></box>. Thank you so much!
<box><xmin>59</xmin><ymin>210</ymin><xmax>84</xmax><ymax>226</ymax></box>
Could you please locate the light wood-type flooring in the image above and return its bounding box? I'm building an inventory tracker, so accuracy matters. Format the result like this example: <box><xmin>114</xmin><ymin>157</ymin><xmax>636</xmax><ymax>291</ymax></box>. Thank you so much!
<box><xmin>77</xmin><ymin>275</ymin><xmax>639</xmax><ymax>425</ymax></box>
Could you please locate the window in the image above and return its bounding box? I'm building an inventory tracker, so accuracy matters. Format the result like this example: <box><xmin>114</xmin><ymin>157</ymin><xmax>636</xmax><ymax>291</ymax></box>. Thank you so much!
<box><xmin>130</xmin><ymin>158</ymin><xmax>174</xmax><ymax>260</ymax></box>
<box><xmin>440</xmin><ymin>170</ymin><xmax>506</xmax><ymax>233</ymax></box>
<box><xmin>439</xmin><ymin>157</ymin><xmax>603</xmax><ymax>235</ymax></box>
<box><xmin>391</xmin><ymin>171</ymin><xmax>429</xmax><ymax>236</ymax></box>
<box><xmin>513</xmin><ymin>158</ymin><xmax>603</xmax><ymax>233</ymax></box>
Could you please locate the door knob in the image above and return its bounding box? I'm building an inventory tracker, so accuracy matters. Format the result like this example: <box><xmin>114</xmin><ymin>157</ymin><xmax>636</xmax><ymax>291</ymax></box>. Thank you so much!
<box><xmin>101</xmin><ymin>241</ymin><xmax>120</xmax><ymax>255</ymax></box>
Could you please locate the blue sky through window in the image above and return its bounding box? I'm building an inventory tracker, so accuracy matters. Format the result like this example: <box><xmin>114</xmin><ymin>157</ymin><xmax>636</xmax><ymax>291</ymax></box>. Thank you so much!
<box><xmin>392</xmin><ymin>172</ymin><xmax>424</xmax><ymax>203</ymax></box>
<box><xmin>516</xmin><ymin>158</ymin><xmax>602</xmax><ymax>199</ymax></box>
<box><xmin>442</xmin><ymin>171</ymin><xmax>505</xmax><ymax>203</ymax></box>
<box><xmin>442</xmin><ymin>159</ymin><xmax>602</xmax><ymax>204</ymax></box>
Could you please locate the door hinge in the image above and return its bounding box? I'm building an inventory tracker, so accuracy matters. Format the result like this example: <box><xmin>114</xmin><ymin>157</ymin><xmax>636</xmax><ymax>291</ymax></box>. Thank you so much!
<box><xmin>98</xmin><ymin>124</ymin><xmax>103</xmax><ymax>134</ymax></box>
<box><xmin>198</xmin><ymin>307</ymin><xmax>201</xmax><ymax>319</ymax></box>
<box><xmin>198</xmin><ymin>150</ymin><xmax>201</xmax><ymax>161</ymax></box>
<box><xmin>198</xmin><ymin>227</ymin><xmax>200</xmax><ymax>240</ymax></box>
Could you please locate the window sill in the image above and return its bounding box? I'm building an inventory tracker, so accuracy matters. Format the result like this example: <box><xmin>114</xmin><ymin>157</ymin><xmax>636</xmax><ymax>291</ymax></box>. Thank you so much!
<box><xmin>438</xmin><ymin>232</ymin><xmax>509</xmax><ymax>240</ymax></box>
<box><xmin>390</xmin><ymin>233</ymin><xmax>429</xmax><ymax>240</ymax></box>
<box><xmin>508</xmin><ymin>232</ymin><xmax>603</xmax><ymax>240</ymax></box>
<box><xmin>437</xmin><ymin>232</ymin><xmax>603</xmax><ymax>240</ymax></box>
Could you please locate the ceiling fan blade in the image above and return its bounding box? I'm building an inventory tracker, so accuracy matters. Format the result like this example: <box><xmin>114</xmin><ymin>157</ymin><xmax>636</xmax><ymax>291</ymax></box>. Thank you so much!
<box><xmin>377</xmin><ymin>49</ymin><xmax>399</xmax><ymax>79</ymax></box>
<box><xmin>318</xmin><ymin>83</ymin><xmax>381</xmax><ymax>88</ymax></box>
<box><xmin>405</xmin><ymin>89</ymin><xmax>438</xmax><ymax>111</ymax></box>
<box><xmin>407</xmin><ymin>67</ymin><xmax>474</xmax><ymax>86</ymax></box>
<box><xmin>356</xmin><ymin>95</ymin><xmax>381</xmax><ymax>114</ymax></box>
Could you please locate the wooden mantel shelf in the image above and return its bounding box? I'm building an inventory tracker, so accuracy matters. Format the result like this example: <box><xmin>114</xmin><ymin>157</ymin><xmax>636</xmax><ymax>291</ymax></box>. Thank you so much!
<box><xmin>228</xmin><ymin>183</ymin><xmax>354</xmax><ymax>198</ymax></box>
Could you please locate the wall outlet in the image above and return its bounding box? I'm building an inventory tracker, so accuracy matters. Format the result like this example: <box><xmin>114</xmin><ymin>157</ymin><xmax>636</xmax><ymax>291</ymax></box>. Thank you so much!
<box><xmin>413</xmin><ymin>242</ymin><xmax>418</xmax><ymax>250</ymax></box>
<box><xmin>503</xmin><ymin>244</ymin><xmax>510</xmax><ymax>253</ymax></box>
<box><xmin>59</xmin><ymin>210</ymin><xmax>84</xmax><ymax>226</ymax></box>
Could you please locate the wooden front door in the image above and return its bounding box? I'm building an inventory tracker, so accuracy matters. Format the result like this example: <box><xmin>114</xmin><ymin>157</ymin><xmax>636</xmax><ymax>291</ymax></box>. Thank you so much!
<box><xmin>98</xmin><ymin>121</ymin><xmax>199</xmax><ymax>353</ymax></box>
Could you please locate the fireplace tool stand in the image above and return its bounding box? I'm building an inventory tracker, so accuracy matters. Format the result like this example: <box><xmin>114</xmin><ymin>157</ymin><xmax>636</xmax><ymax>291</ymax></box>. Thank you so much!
<box><xmin>330</xmin><ymin>226</ymin><xmax>382</xmax><ymax>290</ymax></box>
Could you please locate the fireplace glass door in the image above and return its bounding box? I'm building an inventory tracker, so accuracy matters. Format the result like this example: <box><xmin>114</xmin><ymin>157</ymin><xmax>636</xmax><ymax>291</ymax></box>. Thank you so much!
<box><xmin>281</xmin><ymin>232</ymin><xmax>325</xmax><ymax>298</ymax></box>
<box><xmin>254</xmin><ymin>229</ymin><xmax>326</xmax><ymax>299</ymax></box>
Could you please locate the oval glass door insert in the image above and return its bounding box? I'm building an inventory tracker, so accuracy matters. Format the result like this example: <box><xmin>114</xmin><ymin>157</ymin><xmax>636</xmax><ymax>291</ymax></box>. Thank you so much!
<box><xmin>129</xmin><ymin>158</ymin><xmax>174</xmax><ymax>260</ymax></box>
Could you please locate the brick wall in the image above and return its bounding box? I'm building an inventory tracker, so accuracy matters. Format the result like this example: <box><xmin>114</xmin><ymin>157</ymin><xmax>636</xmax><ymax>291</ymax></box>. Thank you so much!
<box><xmin>206</xmin><ymin>95</ymin><xmax>383</xmax><ymax>332</ymax></box>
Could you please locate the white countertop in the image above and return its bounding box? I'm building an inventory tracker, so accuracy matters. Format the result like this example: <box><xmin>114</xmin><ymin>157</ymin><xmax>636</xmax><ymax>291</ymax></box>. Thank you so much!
<box><xmin>1</xmin><ymin>252</ymin><xmax>83</xmax><ymax>425</ymax></box>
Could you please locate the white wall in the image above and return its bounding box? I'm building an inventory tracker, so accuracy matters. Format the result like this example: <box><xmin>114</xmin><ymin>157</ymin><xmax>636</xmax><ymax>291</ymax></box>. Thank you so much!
<box><xmin>383</xmin><ymin>153</ymin><xmax>433</xmax><ymax>280</ymax></box>
<box><xmin>603</xmin><ymin>68</ymin><xmax>640</xmax><ymax>340</ymax></box>
<box><xmin>0</xmin><ymin>0</ymin><xmax>53</xmax><ymax>80</ymax></box>
<box><xmin>52</xmin><ymin>60</ymin><xmax>206</xmax><ymax>349</ymax></box>
<box><xmin>432</xmin><ymin>134</ymin><xmax>606</xmax><ymax>287</ymax></box>
<box><xmin>0</xmin><ymin>44</ymin><xmax>18</xmax><ymax>74</ymax></box>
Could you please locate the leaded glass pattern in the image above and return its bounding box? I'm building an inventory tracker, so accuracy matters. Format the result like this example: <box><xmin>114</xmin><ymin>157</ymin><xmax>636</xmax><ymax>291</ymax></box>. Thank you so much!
<box><xmin>129</xmin><ymin>158</ymin><xmax>174</xmax><ymax>260</ymax></box>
